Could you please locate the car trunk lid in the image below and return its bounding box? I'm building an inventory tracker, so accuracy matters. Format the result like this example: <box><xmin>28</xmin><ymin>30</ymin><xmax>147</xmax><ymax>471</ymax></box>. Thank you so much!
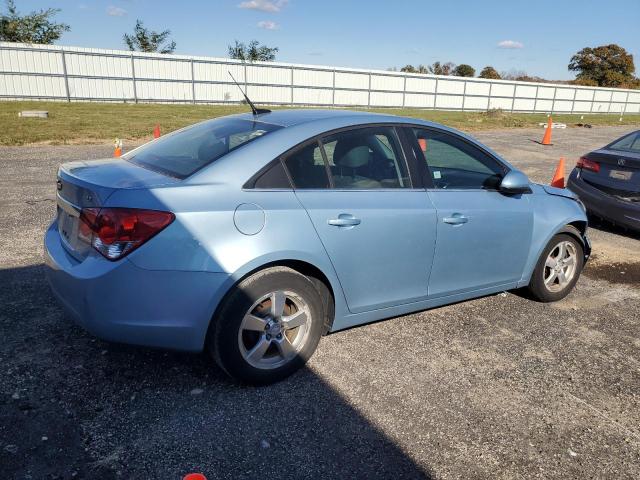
<box><xmin>56</xmin><ymin>158</ymin><xmax>179</xmax><ymax>260</ymax></box>
<box><xmin>578</xmin><ymin>149</ymin><xmax>640</xmax><ymax>201</ymax></box>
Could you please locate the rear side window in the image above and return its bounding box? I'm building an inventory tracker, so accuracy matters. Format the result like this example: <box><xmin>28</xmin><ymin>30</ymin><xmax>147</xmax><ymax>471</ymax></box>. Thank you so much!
<box><xmin>321</xmin><ymin>127</ymin><xmax>410</xmax><ymax>189</ymax></box>
<box><xmin>125</xmin><ymin>118</ymin><xmax>282</xmax><ymax>179</ymax></box>
<box><xmin>283</xmin><ymin>141</ymin><xmax>330</xmax><ymax>189</ymax></box>
<box><xmin>608</xmin><ymin>132</ymin><xmax>640</xmax><ymax>153</ymax></box>
<box><xmin>408</xmin><ymin>128</ymin><xmax>505</xmax><ymax>190</ymax></box>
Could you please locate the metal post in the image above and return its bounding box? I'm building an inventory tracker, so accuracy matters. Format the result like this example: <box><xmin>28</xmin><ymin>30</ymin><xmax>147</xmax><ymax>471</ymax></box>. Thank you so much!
<box><xmin>510</xmin><ymin>83</ymin><xmax>515</xmax><ymax>113</ymax></box>
<box><xmin>589</xmin><ymin>89</ymin><xmax>595</xmax><ymax>114</ymax></box>
<box><xmin>367</xmin><ymin>73</ymin><xmax>371</xmax><ymax>108</ymax></box>
<box><xmin>606</xmin><ymin>90</ymin><xmax>613</xmax><ymax>114</ymax></box>
<box><xmin>434</xmin><ymin>77</ymin><xmax>439</xmax><ymax>110</ymax></box>
<box><xmin>190</xmin><ymin>59</ymin><xmax>196</xmax><ymax>104</ymax></box>
<box><xmin>533</xmin><ymin>85</ymin><xmax>539</xmax><ymax>113</ymax></box>
<box><xmin>461</xmin><ymin>80</ymin><xmax>467</xmax><ymax>111</ymax></box>
<box><xmin>551</xmin><ymin>87</ymin><xmax>557</xmax><ymax>115</ymax></box>
<box><xmin>570</xmin><ymin>87</ymin><xmax>577</xmax><ymax>114</ymax></box>
<box><xmin>621</xmin><ymin>91</ymin><xmax>630</xmax><ymax>119</ymax></box>
<box><xmin>130</xmin><ymin>54</ymin><xmax>138</xmax><ymax>103</ymax></box>
<box><xmin>402</xmin><ymin>75</ymin><xmax>407</xmax><ymax>108</ymax></box>
<box><xmin>60</xmin><ymin>50</ymin><xmax>71</xmax><ymax>102</ymax></box>
<box><xmin>487</xmin><ymin>82</ymin><xmax>493</xmax><ymax>111</ymax></box>
<box><xmin>290</xmin><ymin>66</ymin><xmax>294</xmax><ymax>106</ymax></box>
<box><xmin>331</xmin><ymin>69</ymin><xmax>336</xmax><ymax>107</ymax></box>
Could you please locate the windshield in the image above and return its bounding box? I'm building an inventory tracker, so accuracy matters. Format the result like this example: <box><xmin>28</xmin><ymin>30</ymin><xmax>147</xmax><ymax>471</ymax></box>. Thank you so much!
<box><xmin>125</xmin><ymin>117</ymin><xmax>283</xmax><ymax>178</ymax></box>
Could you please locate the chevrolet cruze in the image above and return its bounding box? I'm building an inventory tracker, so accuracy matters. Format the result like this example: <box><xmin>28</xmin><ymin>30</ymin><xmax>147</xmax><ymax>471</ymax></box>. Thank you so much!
<box><xmin>45</xmin><ymin>109</ymin><xmax>590</xmax><ymax>384</ymax></box>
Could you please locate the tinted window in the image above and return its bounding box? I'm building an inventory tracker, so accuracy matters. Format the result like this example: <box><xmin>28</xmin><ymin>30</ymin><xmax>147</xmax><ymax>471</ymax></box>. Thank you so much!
<box><xmin>321</xmin><ymin>127</ymin><xmax>410</xmax><ymax>189</ymax></box>
<box><xmin>251</xmin><ymin>161</ymin><xmax>291</xmax><ymax>189</ymax></box>
<box><xmin>609</xmin><ymin>132</ymin><xmax>640</xmax><ymax>153</ymax></box>
<box><xmin>283</xmin><ymin>141</ymin><xmax>330</xmax><ymax>189</ymax></box>
<box><xmin>409</xmin><ymin>128</ymin><xmax>504</xmax><ymax>190</ymax></box>
<box><xmin>125</xmin><ymin>118</ymin><xmax>282</xmax><ymax>179</ymax></box>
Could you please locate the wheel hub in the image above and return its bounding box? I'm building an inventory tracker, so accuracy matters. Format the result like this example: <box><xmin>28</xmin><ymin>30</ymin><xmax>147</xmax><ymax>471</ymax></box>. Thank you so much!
<box><xmin>265</xmin><ymin>319</ymin><xmax>282</xmax><ymax>337</ymax></box>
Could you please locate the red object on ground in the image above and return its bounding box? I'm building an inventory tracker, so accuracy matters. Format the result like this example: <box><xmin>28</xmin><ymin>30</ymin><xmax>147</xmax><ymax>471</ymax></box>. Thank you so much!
<box><xmin>183</xmin><ymin>474</ymin><xmax>207</xmax><ymax>480</ymax></box>
<box><xmin>550</xmin><ymin>157</ymin><xmax>566</xmax><ymax>188</ymax></box>
<box><xmin>113</xmin><ymin>146</ymin><xmax>122</xmax><ymax>157</ymax></box>
<box><xmin>153</xmin><ymin>124</ymin><xmax>161</xmax><ymax>138</ymax></box>
<box><xmin>541</xmin><ymin>116</ymin><xmax>553</xmax><ymax>145</ymax></box>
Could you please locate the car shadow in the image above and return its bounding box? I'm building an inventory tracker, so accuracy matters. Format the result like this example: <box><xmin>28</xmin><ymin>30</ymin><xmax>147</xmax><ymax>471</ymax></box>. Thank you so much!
<box><xmin>0</xmin><ymin>264</ymin><xmax>432</xmax><ymax>480</ymax></box>
<box><xmin>587</xmin><ymin>213</ymin><xmax>640</xmax><ymax>241</ymax></box>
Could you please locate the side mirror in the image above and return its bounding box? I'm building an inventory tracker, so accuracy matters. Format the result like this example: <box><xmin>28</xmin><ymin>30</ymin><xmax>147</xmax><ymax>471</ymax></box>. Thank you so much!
<box><xmin>500</xmin><ymin>170</ymin><xmax>532</xmax><ymax>195</ymax></box>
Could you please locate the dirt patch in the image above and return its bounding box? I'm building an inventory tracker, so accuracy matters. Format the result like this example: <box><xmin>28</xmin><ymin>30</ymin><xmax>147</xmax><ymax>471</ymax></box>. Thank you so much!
<box><xmin>583</xmin><ymin>260</ymin><xmax>640</xmax><ymax>285</ymax></box>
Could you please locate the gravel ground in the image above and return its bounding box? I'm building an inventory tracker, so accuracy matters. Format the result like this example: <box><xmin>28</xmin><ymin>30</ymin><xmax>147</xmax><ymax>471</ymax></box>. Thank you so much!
<box><xmin>1</xmin><ymin>125</ymin><xmax>639</xmax><ymax>479</ymax></box>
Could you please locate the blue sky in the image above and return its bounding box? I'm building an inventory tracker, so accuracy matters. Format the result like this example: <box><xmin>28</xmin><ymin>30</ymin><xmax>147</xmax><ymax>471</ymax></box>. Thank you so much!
<box><xmin>12</xmin><ymin>0</ymin><xmax>640</xmax><ymax>80</ymax></box>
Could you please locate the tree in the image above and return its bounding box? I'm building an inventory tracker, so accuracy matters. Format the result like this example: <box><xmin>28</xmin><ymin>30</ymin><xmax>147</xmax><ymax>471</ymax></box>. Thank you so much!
<box><xmin>400</xmin><ymin>64</ymin><xmax>428</xmax><ymax>74</ymax></box>
<box><xmin>453</xmin><ymin>64</ymin><xmax>475</xmax><ymax>77</ymax></box>
<box><xmin>0</xmin><ymin>0</ymin><xmax>69</xmax><ymax>44</ymax></box>
<box><xmin>428</xmin><ymin>61</ymin><xmax>455</xmax><ymax>76</ymax></box>
<box><xmin>228</xmin><ymin>40</ymin><xmax>278</xmax><ymax>62</ymax></box>
<box><xmin>123</xmin><ymin>19</ymin><xmax>176</xmax><ymax>54</ymax></box>
<box><xmin>479</xmin><ymin>66</ymin><xmax>501</xmax><ymax>79</ymax></box>
<box><xmin>569</xmin><ymin>44</ymin><xmax>635</xmax><ymax>88</ymax></box>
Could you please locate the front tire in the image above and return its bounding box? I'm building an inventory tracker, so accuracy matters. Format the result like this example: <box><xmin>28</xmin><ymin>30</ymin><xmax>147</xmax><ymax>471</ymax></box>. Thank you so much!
<box><xmin>208</xmin><ymin>267</ymin><xmax>325</xmax><ymax>385</ymax></box>
<box><xmin>526</xmin><ymin>233</ymin><xmax>584</xmax><ymax>302</ymax></box>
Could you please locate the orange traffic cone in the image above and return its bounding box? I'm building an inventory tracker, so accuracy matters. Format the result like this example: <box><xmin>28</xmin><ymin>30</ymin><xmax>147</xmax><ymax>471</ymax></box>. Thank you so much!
<box><xmin>550</xmin><ymin>157</ymin><xmax>566</xmax><ymax>188</ymax></box>
<box><xmin>183</xmin><ymin>474</ymin><xmax>207</xmax><ymax>480</ymax></box>
<box><xmin>541</xmin><ymin>116</ymin><xmax>553</xmax><ymax>145</ymax></box>
<box><xmin>113</xmin><ymin>138</ymin><xmax>122</xmax><ymax>158</ymax></box>
<box><xmin>153</xmin><ymin>124</ymin><xmax>161</xmax><ymax>138</ymax></box>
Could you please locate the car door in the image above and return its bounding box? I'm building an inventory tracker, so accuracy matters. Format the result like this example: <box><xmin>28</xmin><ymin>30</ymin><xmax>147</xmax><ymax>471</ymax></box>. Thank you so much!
<box><xmin>282</xmin><ymin>125</ymin><xmax>437</xmax><ymax>314</ymax></box>
<box><xmin>404</xmin><ymin>127</ymin><xmax>534</xmax><ymax>298</ymax></box>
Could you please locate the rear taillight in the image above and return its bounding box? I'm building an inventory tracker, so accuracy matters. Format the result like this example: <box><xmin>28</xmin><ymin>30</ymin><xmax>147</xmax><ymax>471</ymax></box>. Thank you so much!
<box><xmin>576</xmin><ymin>157</ymin><xmax>600</xmax><ymax>173</ymax></box>
<box><xmin>79</xmin><ymin>207</ymin><xmax>174</xmax><ymax>261</ymax></box>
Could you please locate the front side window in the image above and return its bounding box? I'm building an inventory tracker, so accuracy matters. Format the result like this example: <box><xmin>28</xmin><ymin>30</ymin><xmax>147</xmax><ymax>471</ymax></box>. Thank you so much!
<box><xmin>608</xmin><ymin>132</ymin><xmax>640</xmax><ymax>153</ymax></box>
<box><xmin>408</xmin><ymin>128</ymin><xmax>505</xmax><ymax>190</ymax></box>
<box><xmin>321</xmin><ymin>127</ymin><xmax>410</xmax><ymax>189</ymax></box>
<box><xmin>125</xmin><ymin>118</ymin><xmax>282</xmax><ymax>179</ymax></box>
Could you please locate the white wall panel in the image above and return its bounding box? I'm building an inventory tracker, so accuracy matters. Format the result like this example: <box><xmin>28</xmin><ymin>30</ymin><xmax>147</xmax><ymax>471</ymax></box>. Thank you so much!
<box><xmin>515</xmin><ymin>85</ymin><xmax>537</xmax><ymax>98</ymax></box>
<box><xmin>404</xmin><ymin>93</ymin><xmax>435</xmax><ymax>108</ymax></box>
<box><xmin>293</xmin><ymin>68</ymin><xmax>332</xmax><ymax>87</ymax></box>
<box><xmin>370</xmin><ymin>91</ymin><xmax>403</xmax><ymax>106</ymax></box>
<box><xmin>491</xmin><ymin>83</ymin><xmax>515</xmax><ymax>97</ymax></box>
<box><xmin>553</xmin><ymin>100</ymin><xmax>573</xmax><ymax>112</ymax></box>
<box><xmin>435</xmin><ymin>95</ymin><xmax>463</xmax><ymax>109</ymax></box>
<box><xmin>334</xmin><ymin>72</ymin><xmax>369</xmax><ymax>89</ymax></box>
<box><xmin>465</xmin><ymin>81</ymin><xmax>491</xmax><ymax>96</ymax></box>
<box><xmin>135</xmin><ymin>58</ymin><xmax>191</xmax><ymax>80</ymax></box>
<box><xmin>436</xmin><ymin>79</ymin><xmax>464</xmax><ymax>95</ymax></box>
<box><xmin>246</xmin><ymin>65</ymin><xmax>290</xmax><ymax>85</ymax></box>
<box><xmin>405</xmin><ymin>77</ymin><xmax>436</xmax><ymax>93</ymax></box>
<box><xmin>465</xmin><ymin>96</ymin><xmax>490</xmax><ymax>110</ymax></box>
<box><xmin>512</xmin><ymin>98</ymin><xmax>536</xmax><ymax>111</ymax></box>
<box><xmin>66</xmin><ymin>53</ymin><xmax>131</xmax><ymax>78</ymax></box>
<box><xmin>0</xmin><ymin>48</ymin><xmax>62</xmax><ymax>74</ymax></box>
<box><xmin>334</xmin><ymin>89</ymin><xmax>368</xmax><ymax>105</ymax></box>
<box><xmin>246</xmin><ymin>85</ymin><xmax>290</xmax><ymax>103</ymax></box>
<box><xmin>195</xmin><ymin>83</ymin><xmax>243</xmax><ymax>102</ymax></box>
<box><xmin>593</xmin><ymin>90</ymin><xmax>612</xmax><ymax>102</ymax></box>
<box><xmin>135</xmin><ymin>80</ymin><xmax>192</xmax><ymax>101</ymax></box>
<box><xmin>194</xmin><ymin>62</ymin><xmax>244</xmax><ymax>83</ymax></box>
<box><xmin>370</xmin><ymin>74</ymin><xmax>404</xmax><ymax>92</ymax></box>
<box><xmin>68</xmin><ymin>77</ymin><xmax>133</xmax><ymax>99</ymax></box>
<box><xmin>574</xmin><ymin>89</ymin><xmax>595</xmax><ymax>101</ymax></box>
<box><xmin>292</xmin><ymin>87</ymin><xmax>333</xmax><ymax>105</ymax></box>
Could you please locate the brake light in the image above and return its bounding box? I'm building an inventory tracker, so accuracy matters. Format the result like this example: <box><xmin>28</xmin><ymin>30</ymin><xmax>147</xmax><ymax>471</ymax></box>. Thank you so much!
<box><xmin>576</xmin><ymin>157</ymin><xmax>600</xmax><ymax>173</ymax></box>
<box><xmin>79</xmin><ymin>207</ymin><xmax>175</xmax><ymax>261</ymax></box>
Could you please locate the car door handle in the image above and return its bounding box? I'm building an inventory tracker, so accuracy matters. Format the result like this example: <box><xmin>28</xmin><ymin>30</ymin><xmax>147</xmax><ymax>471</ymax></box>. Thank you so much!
<box><xmin>443</xmin><ymin>214</ymin><xmax>468</xmax><ymax>225</ymax></box>
<box><xmin>328</xmin><ymin>214</ymin><xmax>361</xmax><ymax>227</ymax></box>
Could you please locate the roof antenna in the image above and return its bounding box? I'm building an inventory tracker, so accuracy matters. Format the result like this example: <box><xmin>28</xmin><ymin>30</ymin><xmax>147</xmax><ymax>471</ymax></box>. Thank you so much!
<box><xmin>228</xmin><ymin>71</ymin><xmax>271</xmax><ymax>116</ymax></box>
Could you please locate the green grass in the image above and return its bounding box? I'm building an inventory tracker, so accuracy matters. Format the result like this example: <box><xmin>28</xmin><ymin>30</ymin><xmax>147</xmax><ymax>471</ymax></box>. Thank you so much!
<box><xmin>2</xmin><ymin>101</ymin><xmax>640</xmax><ymax>146</ymax></box>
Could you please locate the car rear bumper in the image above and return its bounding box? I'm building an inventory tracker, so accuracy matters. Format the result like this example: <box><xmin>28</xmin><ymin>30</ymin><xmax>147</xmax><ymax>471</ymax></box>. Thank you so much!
<box><xmin>568</xmin><ymin>169</ymin><xmax>640</xmax><ymax>232</ymax></box>
<box><xmin>44</xmin><ymin>220</ymin><xmax>231</xmax><ymax>352</ymax></box>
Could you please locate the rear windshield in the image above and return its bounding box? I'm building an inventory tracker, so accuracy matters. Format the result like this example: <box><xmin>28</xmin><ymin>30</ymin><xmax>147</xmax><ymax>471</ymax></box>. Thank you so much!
<box><xmin>608</xmin><ymin>131</ymin><xmax>640</xmax><ymax>154</ymax></box>
<box><xmin>125</xmin><ymin>117</ymin><xmax>282</xmax><ymax>178</ymax></box>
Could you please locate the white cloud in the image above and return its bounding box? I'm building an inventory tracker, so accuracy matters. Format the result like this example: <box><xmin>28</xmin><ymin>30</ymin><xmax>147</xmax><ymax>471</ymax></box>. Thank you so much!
<box><xmin>497</xmin><ymin>40</ymin><xmax>524</xmax><ymax>49</ymax></box>
<box><xmin>239</xmin><ymin>0</ymin><xmax>288</xmax><ymax>13</ymax></box>
<box><xmin>106</xmin><ymin>6</ymin><xmax>127</xmax><ymax>17</ymax></box>
<box><xmin>257</xmin><ymin>20</ymin><xmax>279</xmax><ymax>30</ymax></box>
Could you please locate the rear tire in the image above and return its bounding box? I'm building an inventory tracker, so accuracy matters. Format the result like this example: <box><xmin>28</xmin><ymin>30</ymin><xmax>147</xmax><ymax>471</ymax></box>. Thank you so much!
<box><xmin>208</xmin><ymin>267</ymin><xmax>324</xmax><ymax>385</ymax></box>
<box><xmin>526</xmin><ymin>233</ymin><xmax>584</xmax><ymax>302</ymax></box>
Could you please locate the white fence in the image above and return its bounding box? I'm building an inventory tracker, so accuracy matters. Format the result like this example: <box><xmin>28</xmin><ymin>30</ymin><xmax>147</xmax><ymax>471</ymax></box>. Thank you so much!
<box><xmin>1</xmin><ymin>42</ymin><xmax>639</xmax><ymax>114</ymax></box>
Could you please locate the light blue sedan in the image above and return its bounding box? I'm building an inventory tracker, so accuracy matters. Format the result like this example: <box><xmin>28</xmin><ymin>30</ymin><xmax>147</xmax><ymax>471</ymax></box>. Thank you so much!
<box><xmin>45</xmin><ymin>109</ymin><xmax>590</xmax><ymax>384</ymax></box>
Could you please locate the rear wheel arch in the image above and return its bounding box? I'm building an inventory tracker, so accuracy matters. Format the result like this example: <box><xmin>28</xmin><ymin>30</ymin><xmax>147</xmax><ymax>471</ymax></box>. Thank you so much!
<box><xmin>207</xmin><ymin>260</ymin><xmax>336</xmax><ymax>346</ymax></box>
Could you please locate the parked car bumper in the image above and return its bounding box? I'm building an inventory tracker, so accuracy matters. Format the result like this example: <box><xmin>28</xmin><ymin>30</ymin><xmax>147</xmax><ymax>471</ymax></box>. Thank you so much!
<box><xmin>567</xmin><ymin>169</ymin><xmax>640</xmax><ymax>232</ymax></box>
<box><xmin>44</xmin><ymin>220</ymin><xmax>230</xmax><ymax>352</ymax></box>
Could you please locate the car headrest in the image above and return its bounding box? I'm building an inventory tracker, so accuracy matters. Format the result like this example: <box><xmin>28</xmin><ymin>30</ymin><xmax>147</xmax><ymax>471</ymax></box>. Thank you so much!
<box><xmin>337</xmin><ymin>146</ymin><xmax>370</xmax><ymax>168</ymax></box>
